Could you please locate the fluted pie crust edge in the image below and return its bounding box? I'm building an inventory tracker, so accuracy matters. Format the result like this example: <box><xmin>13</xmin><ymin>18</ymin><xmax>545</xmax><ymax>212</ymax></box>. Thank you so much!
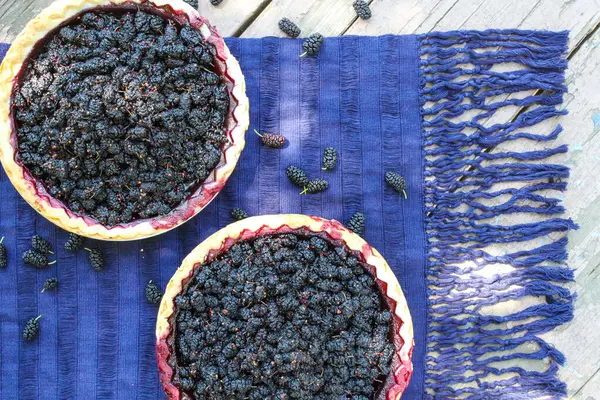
<box><xmin>0</xmin><ymin>0</ymin><xmax>249</xmax><ymax>240</ymax></box>
<box><xmin>156</xmin><ymin>214</ymin><xmax>414</xmax><ymax>400</ymax></box>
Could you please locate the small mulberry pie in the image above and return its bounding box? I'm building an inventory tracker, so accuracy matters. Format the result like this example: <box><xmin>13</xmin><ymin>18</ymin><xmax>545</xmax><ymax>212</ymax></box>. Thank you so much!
<box><xmin>0</xmin><ymin>0</ymin><xmax>249</xmax><ymax>240</ymax></box>
<box><xmin>157</xmin><ymin>214</ymin><xmax>414</xmax><ymax>400</ymax></box>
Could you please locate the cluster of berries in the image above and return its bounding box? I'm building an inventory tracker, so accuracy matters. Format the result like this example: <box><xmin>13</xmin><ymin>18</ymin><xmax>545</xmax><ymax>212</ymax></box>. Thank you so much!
<box><xmin>14</xmin><ymin>10</ymin><xmax>228</xmax><ymax>226</ymax></box>
<box><xmin>172</xmin><ymin>233</ymin><xmax>394</xmax><ymax>398</ymax></box>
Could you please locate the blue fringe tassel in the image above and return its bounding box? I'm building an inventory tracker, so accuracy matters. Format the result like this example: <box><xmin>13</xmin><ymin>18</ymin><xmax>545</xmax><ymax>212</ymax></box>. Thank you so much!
<box><xmin>419</xmin><ymin>29</ymin><xmax>575</xmax><ymax>399</ymax></box>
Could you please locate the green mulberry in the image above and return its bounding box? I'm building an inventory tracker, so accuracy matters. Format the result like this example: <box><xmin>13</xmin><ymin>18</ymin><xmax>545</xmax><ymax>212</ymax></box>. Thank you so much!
<box><xmin>385</xmin><ymin>171</ymin><xmax>407</xmax><ymax>199</ymax></box>
<box><xmin>322</xmin><ymin>147</ymin><xmax>338</xmax><ymax>170</ymax></box>
<box><xmin>42</xmin><ymin>278</ymin><xmax>58</xmax><ymax>293</ymax></box>
<box><xmin>231</xmin><ymin>208</ymin><xmax>249</xmax><ymax>221</ymax></box>
<box><xmin>23</xmin><ymin>315</ymin><xmax>42</xmax><ymax>341</ymax></box>
<box><xmin>146</xmin><ymin>280</ymin><xmax>164</xmax><ymax>305</ymax></box>
<box><xmin>85</xmin><ymin>248</ymin><xmax>104</xmax><ymax>271</ymax></box>
<box><xmin>301</xmin><ymin>33</ymin><xmax>324</xmax><ymax>56</ymax></box>
<box><xmin>286</xmin><ymin>165</ymin><xmax>309</xmax><ymax>188</ymax></box>
<box><xmin>346</xmin><ymin>213</ymin><xmax>365</xmax><ymax>235</ymax></box>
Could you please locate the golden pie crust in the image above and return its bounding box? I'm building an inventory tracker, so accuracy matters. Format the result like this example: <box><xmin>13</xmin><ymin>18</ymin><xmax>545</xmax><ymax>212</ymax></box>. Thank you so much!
<box><xmin>0</xmin><ymin>0</ymin><xmax>249</xmax><ymax>241</ymax></box>
<box><xmin>156</xmin><ymin>214</ymin><xmax>414</xmax><ymax>400</ymax></box>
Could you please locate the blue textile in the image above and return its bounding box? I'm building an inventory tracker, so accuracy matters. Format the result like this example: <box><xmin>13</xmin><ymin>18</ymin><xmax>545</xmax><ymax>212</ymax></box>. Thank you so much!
<box><xmin>0</xmin><ymin>28</ymin><xmax>575</xmax><ymax>399</ymax></box>
<box><xmin>0</xmin><ymin>37</ymin><xmax>427</xmax><ymax>399</ymax></box>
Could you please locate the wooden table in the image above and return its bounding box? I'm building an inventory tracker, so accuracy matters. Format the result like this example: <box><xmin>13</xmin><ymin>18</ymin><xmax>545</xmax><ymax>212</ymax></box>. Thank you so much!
<box><xmin>1</xmin><ymin>0</ymin><xmax>599</xmax><ymax>398</ymax></box>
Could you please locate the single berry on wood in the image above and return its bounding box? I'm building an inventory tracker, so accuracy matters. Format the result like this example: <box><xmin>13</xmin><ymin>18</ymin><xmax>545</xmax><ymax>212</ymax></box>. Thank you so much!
<box><xmin>353</xmin><ymin>0</ymin><xmax>372</xmax><ymax>20</ymax></box>
<box><xmin>42</xmin><ymin>278</ymin><xmax>58</xmax><ymax>293</ymax></box>
<box><xmin>302</xmin><ymin>179</ymin><xmax>329</xmax><ymax>194</ymax></box>
<box><xmin>286</xmin><ymin>165</ymin><xmax>310</xmax><ymax>188</ymax></box>
<box><xmin>322</xmin><ymin>147</ymin><xmax>338</xmax><ymax>170</ymax></box>
<box><xmin>385</xmin><ymin>171</ymin><xmax>407</xmax><ymax>199</ymax></box>
<box><xmin>23</xmin><ymin>315</ymin><xmax>42</xmax><ymax>341</ymax></box>
<box><xmin>23</xmin><ymin>250</ymin><xmax>54</xmax><ymax>268</ymax></box>
<box><xmin>346</xmin><ymin>212</ymin><xmax>365</xmax><ymax>235</ymax></box>
<box><xmin>85</xmin><ymin>248</ymin><xmax>104</xmax><ymax>271</ymax></box>
<box><xmin>65</xmin><ymin>233</ymin><xmax>84</xmax><ymax>251</ymax></box>
<box><xmin>183</xmin><ymin>0</ymin><xmax>199</xmax><ymax>8</ymax></box>
<box><xmin>301</xmin><ymin>33</ymin><xmax>324</xmax><ymax>57</ymax></box>
<box><xmin>146</xmin><ymin>280</ymin><xmax>164</xmax><ymax>305</ymax></box>
<box><xmin>278</xmin><ymin>18</ymin><xmax>301</xmax><ymax>38</ymax></box>
<box><xmin>231</xmin><ymin>208</ymin><xmax>249</xmax><ymax>221</ymax></box>
<box><xmin>255</xmin><ymin>129</ymin><xmax>286</xmax><ymax>148</ymax></box>
<box><xmin>32</xmin><ymin>235</ymin><xmax>53</xmax><ymax>254</ymax></box>
<box><xmin>0</xmin><ymin>237</ymin><xmax>7</xmax><ymax>268</ymax></box>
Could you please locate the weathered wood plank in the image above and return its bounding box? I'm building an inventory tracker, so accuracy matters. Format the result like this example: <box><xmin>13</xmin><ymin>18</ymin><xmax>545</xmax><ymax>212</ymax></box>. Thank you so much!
<box><xmin>241</xmin><ymin>0</ymin><xmax>362</xmax><ymax>37</ymax></box>
<box><xmin>199</xmin><ymin>0</ymin><xmax>270</xmax><ymax>37</ymax></box>
<box><xmin>573</xmin><ymin>367</ymin><xmax>600</xmax><ymax>399</ymax></box>
<box><xmin>525</xmin><ymin>27</ymin><xmax>600</xmax><ymax>397</ymax></box>
<box><xmin>0</xmin><ymin>0</ymin><xmax>50</xmax><ymax>42</ymax></box>
<box><xmin>346</xmin><ymin>0</ymin><xmax>600</xmax><ymax>47</ymax></box>
<box><xmin>0</xmin><ymin>0</ymin><xmax>270</xmax><ymax>42</ymax></box>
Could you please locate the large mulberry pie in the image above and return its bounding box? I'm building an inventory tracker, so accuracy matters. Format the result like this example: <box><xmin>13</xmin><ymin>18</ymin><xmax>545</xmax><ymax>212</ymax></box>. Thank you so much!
<box><xmin>0</xmin><ymin>0</ymin><xmax>249</xmax><ymax>240</ymax></box>
<box><xmin>156</xmin><ymin>215</ymin><xmax>414</xmax><ymax>400</ymax></box>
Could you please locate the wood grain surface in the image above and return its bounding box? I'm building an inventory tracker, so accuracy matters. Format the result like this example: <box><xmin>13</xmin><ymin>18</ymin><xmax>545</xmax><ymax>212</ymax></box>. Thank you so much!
<box><xmin>0</xmin><ymin>0</ymin><xmax>598</xmax><ymax>397</ymax></box>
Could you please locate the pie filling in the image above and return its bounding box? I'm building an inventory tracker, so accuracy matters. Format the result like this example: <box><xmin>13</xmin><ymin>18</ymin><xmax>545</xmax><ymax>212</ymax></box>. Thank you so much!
<box><xmin>11</xmin><ymin>8</ymin><xmax>229</xmax><ymax>227</ymax></box>
<box><xmin>169</xmin><ymin>232</ymin><xmax>395</xmax><ymax>399</ymax></box>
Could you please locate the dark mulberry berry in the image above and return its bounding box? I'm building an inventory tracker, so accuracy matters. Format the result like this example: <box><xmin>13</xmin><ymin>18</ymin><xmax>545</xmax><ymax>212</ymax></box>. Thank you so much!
<box><xmin>353</xmin><ymin>0</ymin><xmax>372</xmax><ymax>20</ymax></box>
<box><xmin>23</xmin><ymin>250</ymin><xmax>54</xmax><ymax>268</ymax></box>
<box><xmin>301</xmin><ymin>33</ymin><xmax>324</xmax><ymax>56</ymax></box>
<box><xmin>23</xmin><ymin>315</ymin><xmax>42</xmax><ymax>340</ymax></box>
<box><xmin>146</xmin><ymin>280</ymin><xmax>164</xmax><ymax>305</ymax></box>
<box><xmin>302</xmin><ymin>179</ymin><xmax>329</xmax><ymax>194</ymax></box>
<box><xmin>286</xmin><ymin>165</ymin><xmax>309</xmax><ymax>188</ymax></box>
<box><xmin>85</xmin><ymin>248</ymin><xmax>104</xmax><ymax>271</ymax></box>
<box><xmin>255</xmin><ymin>129</ymin><xmax>286</xmax><ymax>148</ymax></box>
<box><xmin>385</xmin><ymin>171</ymin><xmax>407</xmax><ymax>199</ymax></box>
<box><xmin>65</xmin><ymin>233</ymin><xmax>84</xmax><ymax>251</ymax></box>
<box><xmin>322</xmin><ymin>147</ymin><xmax>338</xmax><ymax>170</ymax></box>
<box><xmin>42</xmin><ymin>278</ymin><xmax>58</xmax><ymax>293</ymax></box>
<box><xmin>183</xmin><ymin>0</ymin><xmax>199</xmax><ymax>8</ymax></box>
<box><xmin>31</xmin><ymin>235</ymin><xmax>53</xmax><ymax>254</ymax></box>
<box><xmin>210</xmin><ymin>0</ymin><xmax>223</xmax><ymax>5</ymax></box>
<box><xmin>346</xmin><ymin>212</ymin><xmax>365</xmax><ymax>235</ymax></box>
<box><xmin>278</xmin><ymin>18</ymin><xmax>301</xmax><ymax>38</ymax></box>
<box><xmin>0</xmin><ymin>237</ymin><xmax>6</xmax><ymax>268</ymax></box>
<box><xmin>231</xmin><ymin>208</ymin><xmax>249</xmax><ymax>221</ymax></box>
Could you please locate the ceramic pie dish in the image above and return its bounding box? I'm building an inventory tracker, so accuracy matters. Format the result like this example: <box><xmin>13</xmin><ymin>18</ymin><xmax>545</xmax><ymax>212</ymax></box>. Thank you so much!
<box><xmin>0</xmin><ymin>0</ymin><xmax>249</xmax><ymax>240</ymax></box>
<box><xmin>156</xmin><ymin>214</ymin><xmax>414</xmax><ymax>400</ymax></box>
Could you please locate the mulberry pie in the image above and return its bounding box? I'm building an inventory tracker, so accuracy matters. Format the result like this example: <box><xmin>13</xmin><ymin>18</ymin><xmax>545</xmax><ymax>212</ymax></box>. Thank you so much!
<box><xmin>157</xmin><ymin>215</ymin><xmax>414</xmax><ymax>399</ymax></box>
<box><xmin>0</xmin><ymin>0</ymin><xmax>249</xmax><ymax>240</ymax></box>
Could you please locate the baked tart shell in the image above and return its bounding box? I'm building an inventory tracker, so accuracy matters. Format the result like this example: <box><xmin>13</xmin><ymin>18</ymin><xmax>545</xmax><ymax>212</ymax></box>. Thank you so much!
<box><xmin>0</xmin><ymin>0</ymin><xmax>249</xmax><ymax>241</ymax></box>
<box><xmin>156</xmin><ymin>214</ymin><xmax>414</xmax><ymax>400</ymax></box>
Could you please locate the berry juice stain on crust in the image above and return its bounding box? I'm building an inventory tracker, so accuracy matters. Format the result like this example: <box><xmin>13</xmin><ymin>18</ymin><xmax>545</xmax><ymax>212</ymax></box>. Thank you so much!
<box><xmin>170</xmin><ymin>233</ymin><xmax>395</xmax><ymax>399</ymax></box>
<box><xmin>12</xmin><ymin>9</ymin><xmax>229</xmax><ymax>227</ymax></box>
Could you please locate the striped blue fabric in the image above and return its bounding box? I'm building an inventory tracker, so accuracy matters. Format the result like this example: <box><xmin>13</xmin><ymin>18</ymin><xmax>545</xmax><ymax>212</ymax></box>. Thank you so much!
<box><xmin>0</xmin><ymin>37</ymin><xmax>428</xmax><ymax>399</ymax></box>
<box><xmin>0</xmin><ymin>27</ymin><xmax>576</xmax><ymax>398</ymax></box>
